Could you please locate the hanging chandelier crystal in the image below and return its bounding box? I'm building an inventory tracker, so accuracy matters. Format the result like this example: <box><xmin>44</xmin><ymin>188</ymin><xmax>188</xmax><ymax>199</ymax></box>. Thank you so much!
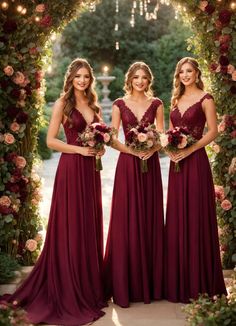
<box><xmin>131</xmin><ymin>0</ymin><xmax>171</xmax><ymax>25</ymax></box>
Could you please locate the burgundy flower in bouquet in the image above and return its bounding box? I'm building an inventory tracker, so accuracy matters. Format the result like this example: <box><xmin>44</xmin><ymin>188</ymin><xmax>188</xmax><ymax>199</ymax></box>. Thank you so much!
<box><xmin>160</xmin><ymin>127</ymin><xmax>196</xmax><ymax>172</ymax></box>
<box><xmin>77</xmin><ymin>122</ymin><xmax>116</xmax><ymax>171</ymax></box>
<box><xmin>125</xmin><ymin>121</ymin><xmax>160</xmax><ymax>173</ymax></box>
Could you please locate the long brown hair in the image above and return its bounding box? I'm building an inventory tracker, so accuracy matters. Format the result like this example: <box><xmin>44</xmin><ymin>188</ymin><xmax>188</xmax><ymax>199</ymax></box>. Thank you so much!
<box><xmin>124</xmin><ymin>61</ymin><xmax>154</xmax><ymax>98</ymax></box>
<box><xmin>171</xmin><ymin>57</ymin><xmax>204</xmax><ymax>109</ymax></box>
<box><xmin>61</xmin><ymin>58</ymin><xmax>99</xmax><ymax>122</ymax></box>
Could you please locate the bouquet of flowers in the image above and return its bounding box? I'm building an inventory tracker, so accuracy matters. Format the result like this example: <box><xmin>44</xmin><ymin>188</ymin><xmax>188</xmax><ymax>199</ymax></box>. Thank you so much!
<box><xmin>78</xmin><ymin>122</ymin><xmax>116</xmax><ymax>171</ymax></box>
<box><xmin>125</xmin><ymin>121</ymin><xmax>160</xmax><ymax>173</ymax></box>
<box><xmin>160</xmin><ymin>126</ymin><xmax>196</xmax><ymax>172</ymax></box>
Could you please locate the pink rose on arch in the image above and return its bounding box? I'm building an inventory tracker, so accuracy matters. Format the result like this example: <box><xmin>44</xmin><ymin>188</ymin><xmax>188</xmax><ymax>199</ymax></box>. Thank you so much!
<box><xmin>0</xmin><ymin>195</ymin><xmax>11</xmax><ymax>207</ymax></box>
<box><xmin>35</xmin><ymin>70</ymin><xmax>44</xmax><ymax>81</ymax></box>
<box><xmin>21</xmin><ymin>76</ymin><xmax>30</xmax><ymax>87</ymax></box>
<box><xmin>215</xmin><ymin>65</ymin><xmax>221</xmax><ymax>73</ymax></box>
<box><xmin>228</xmin><ymin>157</ymin><xmax>236</xmax><ymax>174</ymax></box>
<box><xmin>231</xmin><ymin>130</ymin><xmax>236</xmax><ymax>138</ymax></box>
<box><xmin>177</xmin><ymin>135</ymin><xmax>187</xmax><ymax>149</ymax></box>
<box><xmin>10</xmin><ymin>122</ymin><xmax>20</xmax><ymax>133</ymax></box>
<box><xmin>221</xmin><ymin>199</ymin><xmax>232</xmax><ymax>211</ymax></box>
<box><xmin>211</xmin><ymin>142</ymin><xmax>220</xmax><ymax>153</ymax></box>
<box><xmin>17</xmin><ymin>100</ymin><xmax>26</xmax><ymax>108</ymax></box>
<box><xmin>232</xmin><ymin>71</ymin><xmax>236</xmax><ymax>81</ymax></box>
<box><xmin>12</xmin><ymin>71</ymin><xmax>25</xmax><ymax>85</ymax></box>
<box><xmin>4</xmin><ymin>133</ymin><xmax>15</xmax><ymax>144</ymax></box>
<box><xmin>3</xmin><ymin>65</ymin><xmax>14</xmax><ymax>76</ymax></box>
<box><xmin>214</xmin><ymin>185</ymin><xmax>225</xmax><ymax>201</ymax></box>
<box><xmin>34</xmin><ymin>233</ymin><xmax>43</xmax><ymax>242</ymax></box>
<box><xmin>25</xmin><ymin>239</ymin><xmax>37</xmax><ymax>252</ymax></box>
<box><xmin>35</xmin><ymin>4</ymin><xmax>46</xmax><ymax>13</ymax></box>
<box><xmin>218</xmin><ymin>121</ymin><xmax>226</xmax><ymax>132</ymax></box>
<box><xmin>29</xmin><ymin>47</ymin><xmax>38</xmax><ymax>55</ymax></box>
<box><xmin>227</xmin><ymin>64</ymin><xmax>235</xmax><ymax>75</ymax></box>
<box><xmin>137</xmin><ymin>133</ymin><xmax>147</xmax><ymax>143</ymax></box>
<box><xmin>199</xmin><ymin>1</ymin><xmax>208</xmax><ymax>11</ymax></box>
<box><xmin>14</xmin><ymin>156</ymin><xmax>26</xmax><ymax>169</ymax></box>
<box><xmin>103</xmin><ymin>133</ymin><xmax>111</xmax><ymax>143</ymax></box>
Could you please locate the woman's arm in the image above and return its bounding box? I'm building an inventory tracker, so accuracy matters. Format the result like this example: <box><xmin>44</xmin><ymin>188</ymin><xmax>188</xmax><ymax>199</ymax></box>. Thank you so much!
<box><xmin>156</xmin><ymin>103</ymin><xmax>164</xmax><ymax>133</ymax></box>
<box><xmin>174</xmin><ymin>98</ymin><xmax>218</xmax><ymax>162</ymax></box>
<box><xmin>46</xmin><ymin>99</ymin><xmax>97</xmax><ymax>156</ymax></box>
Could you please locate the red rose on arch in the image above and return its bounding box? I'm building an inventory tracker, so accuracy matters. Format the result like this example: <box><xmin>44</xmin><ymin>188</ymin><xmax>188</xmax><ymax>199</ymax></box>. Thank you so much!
<box><xmin>219</xmin><ymin>55</ymin><xmax>229</xmax><ymax>66</ymax></box>
<box><xmin>219</xmin><ymin>34</ymin><xmax>231</xmax><ymax>44</ymax></box>
<box><xmin>220</xmin><ymin>43</ymin><xmax>229</xmax><ymax>54</ymax></box>
<box><xmin>219</xmin><ymin>10</ymin><xmax>232</xmax><ymax>25</ymax></box>
<box><xmin>210</xmin><ymin>63</ymin><xmax>218</xmax><ymax>72</ymax></box>
<box><xmin>3</xmin><ymin>20</ymin><xmax>17</xmax><ymax>33</ymax></box>
<box><xmin>220</xmin><ymin>66</ymin><xmax>228</xmax><ymax>74</ymax></box>
<box><xmin>10</xmin><ymin>88</ymin><xmax>21</xmax><ymax>99</ymax></box>
<box><xmin>39</xmin><ymin>15</ymin><xmax>52</xmax><ymax>28</ymax></box>
<box><xmin>230</xmin><ymin>86</ymin><xmax>236</xmax><ymax>95</ymax></box>
<box><xmin>16</xmin><ymin>111</ymin><xmax>28</xmax><ymax>123</ymax></box>
<box><xmin>6</xmin><ymin>105</ymin><xmax>20</xmax><ymax>119</ymax></box>
<box><xmin>205</xmin><ymin>4</ymin><xmax>215</xmax><ymax>15</ymax></box>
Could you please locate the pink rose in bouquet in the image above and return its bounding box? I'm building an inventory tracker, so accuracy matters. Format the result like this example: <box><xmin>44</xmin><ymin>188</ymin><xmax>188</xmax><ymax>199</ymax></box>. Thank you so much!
<box><xmin>160</xmin><ymin>126</ymin><xmax>196</xmax><ymax>172</ymax></box>
<box><xmin>78</xmin><ymin>122</ymin><xmax>116</xmax><ymax>171</ymax></box>
<box><xmin>125</xmin><ymin>121</ymin><xmax>160</xmax><ymax>173</ymax></box>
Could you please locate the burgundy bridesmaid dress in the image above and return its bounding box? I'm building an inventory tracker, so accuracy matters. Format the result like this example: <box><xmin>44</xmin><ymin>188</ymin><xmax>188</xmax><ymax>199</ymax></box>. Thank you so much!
<box><xmin>6</xmin><ymin>109</ymin><xmax>106</xmax><ymax>325</ymax></box>
<box><xmin>165</xmin><ymin>93</ymin><xmax>227</xmax><ymax>303</ymax></box>
<box><xmin>103</xmin><ymin>98</ymin><xmax>164</xmax><ymax>308</ymax></box>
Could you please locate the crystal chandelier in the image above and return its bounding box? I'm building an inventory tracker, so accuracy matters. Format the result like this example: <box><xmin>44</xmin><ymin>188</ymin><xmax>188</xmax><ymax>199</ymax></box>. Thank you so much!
<box><xmin>89</xmin><ymin>0</ymin><xmax>173</xmax><ymax>50</ymax></box>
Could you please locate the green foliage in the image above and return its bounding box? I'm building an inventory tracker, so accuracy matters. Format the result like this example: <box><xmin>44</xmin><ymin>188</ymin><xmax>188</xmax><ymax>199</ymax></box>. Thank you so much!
<box><xmin>0</xmin><ymin>301</ymin><xmax>31</xmax><ymax>326</ymax></box>
<box><xmin>0</xmin><ymin>252</ymin><xmax>19</xmax><ymax>284</ymax></box>
<box><xmin>184</xmin><ymin>269</ymin><xmax>236</xmax><ymax>326</ymax></box>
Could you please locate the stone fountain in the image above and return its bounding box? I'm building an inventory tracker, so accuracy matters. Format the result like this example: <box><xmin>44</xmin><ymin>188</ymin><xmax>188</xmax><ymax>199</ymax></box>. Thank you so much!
<box><xmin>96</xmin><ymin>66</ymin><xmax>116</xmax><ymax>122</ymax></box>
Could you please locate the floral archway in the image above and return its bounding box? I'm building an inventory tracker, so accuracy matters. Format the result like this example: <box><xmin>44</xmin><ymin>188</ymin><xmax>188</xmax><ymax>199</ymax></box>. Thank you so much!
<box><xmin>0</xmin><ymin>0</ymin><xmax>235</xmax><ymax>267</ymax></box>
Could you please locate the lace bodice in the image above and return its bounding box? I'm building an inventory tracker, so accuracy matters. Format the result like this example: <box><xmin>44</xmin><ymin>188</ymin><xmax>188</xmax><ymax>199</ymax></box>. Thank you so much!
<box><xmin>114</xmin><ymin>98</ymin><xmax>163</xmax><ymax>141</ymax></box>
<box><xmin>170</xmin><ymin>93</ymin><xmax>213</xmax><ymax>140</ymax></box>
<box><xmin>63</xmin><ymin>108</ymin><xmax>99</xmax><ymax>145</ymax></box>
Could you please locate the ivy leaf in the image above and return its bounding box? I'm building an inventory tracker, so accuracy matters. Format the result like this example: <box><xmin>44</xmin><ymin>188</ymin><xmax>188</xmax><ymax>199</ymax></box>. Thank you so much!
<box><xmin>222</xmin><ymin>27</ymin><xmax>232</xmax><ymax>34</ymax></box>
<box><xmin>4</xmin><ymin>215</ymin><xmax>13</xmax><ymax>223</ymax></box>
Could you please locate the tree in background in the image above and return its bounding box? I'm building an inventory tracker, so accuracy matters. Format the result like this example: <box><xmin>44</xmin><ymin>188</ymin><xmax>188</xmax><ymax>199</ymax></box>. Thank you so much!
<box><xmin>45</xmin><ymin>0</ymin><xmax>192</xmax><ymax>115</ymax></box>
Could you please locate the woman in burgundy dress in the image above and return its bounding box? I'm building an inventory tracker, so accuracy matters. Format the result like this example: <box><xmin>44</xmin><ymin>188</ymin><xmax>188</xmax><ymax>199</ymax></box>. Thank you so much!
<box><xmin>6</xmin><ymin>58</ymin><xmax>106</xmax><ymax>325</ymax></box>
<box><xmin>103</xmin><ymin>62</ymin><xmax>164</xmax><ymax>307</ymax></box>
<box><xmin>165</xmin><ymin>57</ymin><xmax>226</xmax><ymax>303</ymax></box>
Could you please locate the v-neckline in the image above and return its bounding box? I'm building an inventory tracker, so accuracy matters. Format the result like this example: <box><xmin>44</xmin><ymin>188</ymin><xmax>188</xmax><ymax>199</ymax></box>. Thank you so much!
<box><xmin>122</xmin><ymin>98</ymin><xmax>154</xmax><ymax>124</ymax></box>
<box><xmin>74</xmin><ymin>108</ymin><xmax>95</xmax><ymax>126</ymax></box>
<box><xmin>176</xmin><ymin>93</ymin><xmax>208</xmax><ymax>118</ymax></box>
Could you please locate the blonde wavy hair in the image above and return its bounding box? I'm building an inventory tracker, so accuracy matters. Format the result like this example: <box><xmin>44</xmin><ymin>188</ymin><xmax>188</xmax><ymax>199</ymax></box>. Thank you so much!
<box><xmin>61</xmin><ymin>58</ymin><xmax>99</xmax><ymax>123</ymax></box>
<box><xmin>124</xmin><ymin>62</ymin><xmax>154</xmax><ymax>98</ymax></box>
<box><xmin>171</xmin><ymin>57</ymin><xmax>204</xmax><ymax>109</ymax></box>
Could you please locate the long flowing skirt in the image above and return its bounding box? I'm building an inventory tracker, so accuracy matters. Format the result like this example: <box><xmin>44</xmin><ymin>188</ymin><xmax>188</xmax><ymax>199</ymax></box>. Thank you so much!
<box><xmin>164</xmin><ymin>148</ymin><xmax>226</xmax><ymax>303</ymax></box>
<box><xmin>103</xmin><ymin>152</ymin><xmax>164</xmax><ymax>307</ymax></box>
